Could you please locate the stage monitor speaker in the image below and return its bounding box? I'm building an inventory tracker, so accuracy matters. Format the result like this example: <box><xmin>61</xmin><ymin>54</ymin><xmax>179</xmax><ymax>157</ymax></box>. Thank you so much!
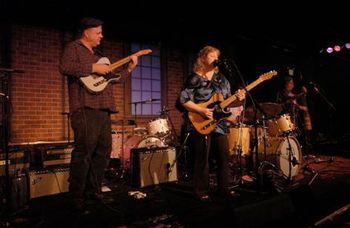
<box><xmin>233</xmin><ymin>194</ymin><xmax>296</xmax><ymax>227</ymax></box>
<box><xmin>28</xmin><ymin>167</ymin><xmax>69</xmax><ymax>198</ymax></box>
<box><xmin>131</xmin><ymin>147</ymin><xmax>177</xmax><ymax>188</ymax></box>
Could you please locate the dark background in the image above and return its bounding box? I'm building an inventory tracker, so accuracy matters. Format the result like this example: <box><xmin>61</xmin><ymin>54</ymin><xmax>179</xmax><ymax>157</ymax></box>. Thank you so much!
<box><xmin>1</xmin><ymin>0</ymin><xmax>350</xmax><ymax>143</ymax></box>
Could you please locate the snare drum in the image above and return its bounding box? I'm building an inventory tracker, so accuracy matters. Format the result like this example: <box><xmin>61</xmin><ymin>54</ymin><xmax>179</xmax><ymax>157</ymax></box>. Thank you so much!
<box><xmin>227</xmin><ymin>126</ymin><xmax>251</xmax><ymax>156</ymax></box>
<box><xmin>267</xmin><ymin>114</ymin><xmax>295</xmax><ymax>136</ymax></box>
<box><xmin>147</xmin><ymin>118</ymin><xmax>170</xmax><ymax>136</ymax></box>
<box><xmin>133</xmin><ymin>127</ymin><xmax>148</xmax><ymax>136</ymax></box>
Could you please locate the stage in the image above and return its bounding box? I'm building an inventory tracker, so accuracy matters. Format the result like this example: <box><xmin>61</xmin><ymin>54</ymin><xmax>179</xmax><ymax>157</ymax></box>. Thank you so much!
<box><xmin>3</xmin><ymin>149</ymin><xmax>350</xmax><ymax>228</ymax></box>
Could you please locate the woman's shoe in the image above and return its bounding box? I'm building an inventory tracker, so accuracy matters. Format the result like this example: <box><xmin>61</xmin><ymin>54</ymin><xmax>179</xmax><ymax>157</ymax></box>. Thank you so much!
<box><xmin>196</xmin><ymin>194</ymin><xmax>212</xmax><ymax>202</ymax></box>
<box><xmin>222</xmin><ymin>190</ymin><xmax>239</xmax><ymax>198</ymax></box>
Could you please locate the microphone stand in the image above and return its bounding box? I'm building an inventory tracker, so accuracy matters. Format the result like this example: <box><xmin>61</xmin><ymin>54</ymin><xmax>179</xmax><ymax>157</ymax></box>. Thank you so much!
<box><xmin>304</xmin><ymin>82</ymin><xmax>336</xmax><ymax>168</ymax></box>
<box><xmin>221</xmin><ymin>59</ymin><xmax>270</xmax><ymax>190</ymax></box>
<box><xmin>310</xmin><ymin>83</ymin><xmax>336</xmax><ymax>112</ymax></box>
<box><xmin>1</xmin><ymin>90</ymin><xmax>11</xmax><ymax>218</ymax></box>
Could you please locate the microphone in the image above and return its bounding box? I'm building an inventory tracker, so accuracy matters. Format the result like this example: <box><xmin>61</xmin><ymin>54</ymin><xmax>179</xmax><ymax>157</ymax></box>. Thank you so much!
<box><xmin>213</xmin><ymin>59</ymin><xmax>228</xmax><ymax>67</ymax></box>
<box><xmin>309</xmin><ymin>81</ymin><xmax>320</xmax><ymax>92</ymax></box>
<box><xmin>309</xmin><ymin>81</ymin><xmax>317</xmax><ymax>86</ymax></box>
<box><xmin>291</xmin><ymin>156</ymin><xmax>300</xmax><ymax>167</ymax></box>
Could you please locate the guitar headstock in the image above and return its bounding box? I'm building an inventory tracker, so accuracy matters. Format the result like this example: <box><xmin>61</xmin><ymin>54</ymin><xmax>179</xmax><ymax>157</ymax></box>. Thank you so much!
<box><xmin>259</xmin><ymin>70</ymin><xmax>278</xmax><ymax>81</ymax></box>
<box><xmin>134</xmin><ymin>49</ymin><xmax>153</xmax><ymax>57</ymax></box>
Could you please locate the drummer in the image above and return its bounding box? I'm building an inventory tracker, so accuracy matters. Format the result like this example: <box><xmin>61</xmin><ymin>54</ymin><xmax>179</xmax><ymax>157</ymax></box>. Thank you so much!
<box><xmin>228</xmin><ymin>105</ymin><xmax>244</xmax><ymax>125</ymax></box>
<box><xmin>276</xmin><ymin>76</ymin><xmax>312</xmax><ymax>148</ymax></box>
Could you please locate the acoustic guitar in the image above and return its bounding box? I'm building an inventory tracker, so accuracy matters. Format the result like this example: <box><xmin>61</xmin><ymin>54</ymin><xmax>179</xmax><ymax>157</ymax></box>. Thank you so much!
<box><xmin>188</xmin><ymin>70</ymin><xmax>278</xmax><ymax>135</ymax></box>
<box><xmin>80</xmin><ymin>49</ymin><xmax>152</xmax><ymax>93</ymax></box>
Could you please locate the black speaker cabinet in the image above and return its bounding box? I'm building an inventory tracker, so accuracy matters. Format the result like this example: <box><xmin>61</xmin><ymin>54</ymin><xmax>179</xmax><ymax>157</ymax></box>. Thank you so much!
<box><xmin>28</xmin><ymin>167</ymin><xmax>69</xmax><ymax>198</ymax></box>
<box><xmin>131</xmin><ymin>147</ymin><xmax>177</xmax><ymax>188</ymax></box>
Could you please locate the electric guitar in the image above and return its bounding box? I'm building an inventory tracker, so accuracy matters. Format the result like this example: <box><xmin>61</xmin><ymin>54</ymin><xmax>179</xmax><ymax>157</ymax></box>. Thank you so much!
<box><xmin>188</xmin><ymin>70</ymin><xmax>278</xmax><ymax>135</ymax></box>
<box><xmin>80</xmin><ymin>49</ymin><xmax>152</xmax><ymax>93</ymax></box>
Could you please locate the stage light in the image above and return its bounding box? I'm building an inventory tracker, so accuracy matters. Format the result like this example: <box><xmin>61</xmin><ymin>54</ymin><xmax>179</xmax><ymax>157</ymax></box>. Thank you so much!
<box><xmin>326</xmin><ymin>47</ymin><xmax>333</xmax><ymax>53</ymax></box>
<box><xmin>345</xmin><ymin>43</ymin><xmax>350</xmax><ymax>49</ymax></box>
<box><xmin>334</xmin><ymin>45</ymin><xmax>341</xmax><ymax>52</ymax></box>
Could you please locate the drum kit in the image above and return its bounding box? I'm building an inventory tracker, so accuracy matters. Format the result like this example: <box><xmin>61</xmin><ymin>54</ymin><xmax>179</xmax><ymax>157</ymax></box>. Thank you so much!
<box><xmin>110</xmin><ymin>104</ymin><xmax>176</xmax><ymax>169</ymax></box>
<box><xmin>227</xmin><ymin>102</ymin><xmax>302</xmax><ymax>182</ymax></box>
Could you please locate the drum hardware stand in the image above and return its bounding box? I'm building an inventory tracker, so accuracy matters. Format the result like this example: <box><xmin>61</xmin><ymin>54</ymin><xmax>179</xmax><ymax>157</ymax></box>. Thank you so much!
<box><xmin>219</xmin><ymin>59</ymin><xmax>280</xmax><ymax>191</ymax></box>
<box><xmin>285</xmin><ymin>134</ymin><xmax>298</xmax><ymax>182</ymax></box>
<box><xmin>220</xmin><ymin>58</ymin><xmax>263</xmax><ymax>183</ymax></box>
<box><xmin>130</xmin><ymin>98</ymin><xmax>161</xmax><ymax>128</ymax></box>
<box><xmin>255</xmin><ymin>113</ymin><xmax>280</xmax><ymax>191</ymax></box>
<box><xmin>230</xmin><ymin>100</ymin><xmax>252</xmax><ymax>186</ymax></box>
<box><xmin>169</xmin><ymin>130</ymin><xmax>190</xmax><ymax>180</ymax></box>
<box><xmin>118</xmin><ymin>119</ymin><xmax>126</xmax><ymax>179</ymax></box>
<box><xmin>110</xmin><ymin>119</ymin><xmax>128</xmax><ymax>180</ymax></box>
<box><xmin>160</xmin><ymin>106</ymin><xmax>180</xmax><ymax>147</ymax></box>
<box><xmin>61</xmin><ymin>112</ymin><xmax>71</xmax><ymax>144</ymax></box>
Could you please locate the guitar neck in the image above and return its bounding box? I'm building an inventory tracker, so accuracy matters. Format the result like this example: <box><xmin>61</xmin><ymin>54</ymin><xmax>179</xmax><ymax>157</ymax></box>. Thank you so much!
<box><xmin>109</xmin><ymin>56</ymin><xmax>133</xmax><ymax>71</ymax></box>
<box><xmin>108</xmin><ymin>49</ymin><xmax>152</xmax><ymax>72</ymax></box>
<box><xmin>220</xmin><ymin>78</ymin><xmax>263</xmax><ymax>108</ymax></box>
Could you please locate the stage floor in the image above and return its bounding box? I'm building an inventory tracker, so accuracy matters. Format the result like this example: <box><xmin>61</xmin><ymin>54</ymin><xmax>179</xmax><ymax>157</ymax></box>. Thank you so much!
<box><xmin>3</xmin><ymin>150</ymin><xmax>350</xmax><ymax>227</ymax></box>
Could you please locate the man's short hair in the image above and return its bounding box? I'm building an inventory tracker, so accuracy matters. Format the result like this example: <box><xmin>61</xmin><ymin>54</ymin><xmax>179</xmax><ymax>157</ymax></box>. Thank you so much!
<box><xmin>79</xmin><ymin>17</ymin><xmax>104</xmax><ymax>31</ymax></box>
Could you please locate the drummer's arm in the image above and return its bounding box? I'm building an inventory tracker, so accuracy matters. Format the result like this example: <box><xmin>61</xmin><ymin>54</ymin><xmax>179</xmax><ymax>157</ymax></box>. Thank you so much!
<box><xmin>226</xmin><ymin>106</ymin><xmax>244</xmax><ymax>124</ymax></box>
<box><xmin>292</xmin><ymin>100</ymin><xmax>308</xmax><ymax>112</ymax></box>
<box><xmin>297</xmin><ymin>104</ymin><xmax>308</xmax><ymax>112</ymax></box>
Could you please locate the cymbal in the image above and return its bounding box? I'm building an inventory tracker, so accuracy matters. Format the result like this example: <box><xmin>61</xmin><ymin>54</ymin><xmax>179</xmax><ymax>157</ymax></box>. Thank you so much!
<box><xmin>112</xmin><ymin>130</ymin><xmax>129</xmax><ymax>134</ymax></box>
<box><xmin>244</xmin><ymin>102</ymin><xmax>282</xmax><ymax>121</ymax></box>
<box><xmin>259</xmin><ymin>102</ymin><xmax>282</xmax><ymax>115</ymax></box>
<box><xmin>111</xmin><ymin>119</ymin><xmax>136</xmax><ymax>125</ymax></box>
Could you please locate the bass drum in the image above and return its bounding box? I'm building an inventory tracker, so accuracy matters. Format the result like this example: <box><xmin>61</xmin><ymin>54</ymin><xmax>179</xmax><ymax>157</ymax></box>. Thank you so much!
<box><xmin>122</xmin><ymin>136</ymin><xmax>166</xmax><ymax>168</ymax></box>
<box><xmin>258</xmin><ymin>136</ymin><xmax>302</xmax><ymax>178</ymax></box>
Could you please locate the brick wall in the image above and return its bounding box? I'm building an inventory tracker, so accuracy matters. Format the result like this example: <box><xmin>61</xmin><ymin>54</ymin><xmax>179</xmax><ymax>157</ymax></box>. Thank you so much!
<box><xmin>8</xmin><ymin>24</ymin><xmax>185</xmax><ymax>143</ymax></box>
<box><xmin>10</xmin><ymin>25</ymin><xmax>63</xmax><ymax>142</ymax></box>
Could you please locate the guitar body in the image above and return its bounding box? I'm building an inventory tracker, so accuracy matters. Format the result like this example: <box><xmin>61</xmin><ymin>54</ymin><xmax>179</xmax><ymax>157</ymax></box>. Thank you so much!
<box><xmin>80</xmin><ymin>49</ymin><xmax>152</xmax><ymax>93</ymax></box>
<box><xmin>80</xmin><ymin>57</ymin><xmax>121</xmax><ymax>93</ymax></box>
<box><xmin>188</xmin><ymin>93</ymin><xmax>231</xmax><ymax>135</ymax></box>
<box><xmin>187</xmin><ymin>70</ymin><xmax>278</xmax><ymax>135</ymax></box>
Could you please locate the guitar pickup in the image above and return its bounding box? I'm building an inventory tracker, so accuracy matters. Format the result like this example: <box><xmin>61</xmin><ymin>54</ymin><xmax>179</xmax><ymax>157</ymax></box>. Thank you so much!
<box><xmin>202</xmin><ymin>120</ymin><xmax>217</xmax><ymax>130</ymax></box>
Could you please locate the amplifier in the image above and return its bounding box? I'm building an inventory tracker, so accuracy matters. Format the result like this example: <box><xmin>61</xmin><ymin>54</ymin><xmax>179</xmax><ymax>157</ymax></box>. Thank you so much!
<box><xmin>0</xmin><ymin>151</ymin><xmax>30</xmax><ymax>176</ymax></box>
<box><xmin>43</xmin><ymin>146</ymin><xmax>73</xmax><ymax>167</ymax></box>
<box><xmin>28</xmin><ymin>168</ymin><xmax>69</xmax><ymax>198</ymax></box>
<box><xmin>131</xmin><ymin>147</ymin><xmax>177</xmax><ymax>188</ymax></box>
